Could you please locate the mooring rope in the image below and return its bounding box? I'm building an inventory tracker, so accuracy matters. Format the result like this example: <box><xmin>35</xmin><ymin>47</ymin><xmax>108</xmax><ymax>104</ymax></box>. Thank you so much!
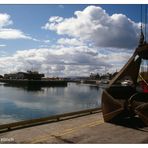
<box><xmin>139</xmin><ymin>73</ymin><xmax>148</xmax><ymax>87</ymax></box>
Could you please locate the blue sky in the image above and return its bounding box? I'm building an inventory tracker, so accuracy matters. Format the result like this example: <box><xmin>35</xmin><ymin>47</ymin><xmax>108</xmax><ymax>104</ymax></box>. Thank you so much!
<box><xmin>0</xmin><ymin>4</ymin><xmax>145</xmax><ymax>76</ymax></box>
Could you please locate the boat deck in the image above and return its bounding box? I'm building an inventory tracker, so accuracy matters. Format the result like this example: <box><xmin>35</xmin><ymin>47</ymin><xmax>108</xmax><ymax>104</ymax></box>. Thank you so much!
<box><xmin>0</xmin><ymin>112</ymin><xmax>147</xmax><ymax>144</ymax></box>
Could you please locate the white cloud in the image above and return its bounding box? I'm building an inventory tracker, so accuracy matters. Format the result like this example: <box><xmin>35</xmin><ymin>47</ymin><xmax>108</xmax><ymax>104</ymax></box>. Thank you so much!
<box><xmin>0</xmin><ymin>50</ymin><xmax>7</xmax><ymax>57</ymax></box>
<box><xmin>49</xmin><ymin>16</ymin><xmax>63</xmax><ymax>23</ymax></box>
<box><xmin>57</xmin><ymin>38</ymin><xmax>84</xmax><ymax>46</ymax></box>
<box><xmin>0</xmin><ymin>42</ymin><xmax>131</xmax><ymax>77</ymax></box>
<box><xmin>0</xmin><ymin>44</ymin><xmax>6</xmax><ymax>47</ymax></box>
<box><xmin>0</xmin><ymin>13</ymin><xmax>35</xmax><ymax>40</ymax></box>
<box><xmin>0</xmin><ymin>13</ymin><xmax>12</xmax><ymax>28</ymax></box>
<box><xmin>42</xmin><ymin>16</ymin><xmax>64</xmax><ymax>30</ymax></box>
<box><xmin>0</xmin><ymin>28</ymin><xmax>32</xmax><ymax>39</ymax></box>
<box><xmin>43</xmin><ymin>40</ymin><xmax>50</xmax><ymax>43</ymax></box>
<box><xmin>43</xmin><ymin>5</ymin><xmax>140</xmax><ymax>49</ymax></box>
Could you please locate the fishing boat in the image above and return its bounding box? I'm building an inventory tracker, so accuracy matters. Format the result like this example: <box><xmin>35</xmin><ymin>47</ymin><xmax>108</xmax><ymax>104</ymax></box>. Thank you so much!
<box><xmin>101</xmin><ymin>6</ymin><xmax>148</xmax><ymax>126</ymax></box>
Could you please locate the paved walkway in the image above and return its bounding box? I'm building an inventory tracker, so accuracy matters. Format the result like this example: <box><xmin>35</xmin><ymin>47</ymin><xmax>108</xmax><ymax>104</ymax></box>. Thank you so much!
<box><xmin>0</xmin><ymin>113</ymin><xmax>147</xmax><ymax>144</ymax></box>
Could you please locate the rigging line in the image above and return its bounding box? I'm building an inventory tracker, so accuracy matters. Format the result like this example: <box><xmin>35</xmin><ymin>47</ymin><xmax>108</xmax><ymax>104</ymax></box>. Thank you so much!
<box><xmin>145</xmin><ymin>5</ymin><xmax>147</xmax><ymax>42</ymax></box>
<box><xmin>141</xmin><ymin>4</ymin><xmax>143</xmax><ymax>30</ymax></box>
<box><xmin>139</xmin><ymin>73</ymin><xmax>148</xmax><ymax>87</ymax></box>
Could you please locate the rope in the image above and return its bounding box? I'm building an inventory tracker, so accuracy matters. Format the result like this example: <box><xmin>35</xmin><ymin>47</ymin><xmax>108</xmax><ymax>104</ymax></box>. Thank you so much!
<box><xmin>139</xmin><ymin>73</ymin><xmax>148</xmax><ymax>87</ymax></box>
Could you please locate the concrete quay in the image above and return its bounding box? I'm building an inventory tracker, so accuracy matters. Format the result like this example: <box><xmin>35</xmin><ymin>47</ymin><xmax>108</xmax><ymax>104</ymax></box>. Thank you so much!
<box><xmin>0</xmin><ymin>112</ymin><xmax>147</xmax><ymax>144</ymax></box>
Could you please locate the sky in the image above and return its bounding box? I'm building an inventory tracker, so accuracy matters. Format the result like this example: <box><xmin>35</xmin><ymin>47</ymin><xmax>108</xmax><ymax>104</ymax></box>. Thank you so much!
<box><xmin>0</xmin><ymin>4</ymin><xmax>146</xmax><ymax>77</ymax></box>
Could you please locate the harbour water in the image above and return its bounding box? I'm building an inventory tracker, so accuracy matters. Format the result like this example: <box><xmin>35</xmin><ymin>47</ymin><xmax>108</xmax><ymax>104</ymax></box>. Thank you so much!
<box><xmin>0</xmin><ymin>82</ymin><xmax>103</xmax><ymax>125</ymax></box>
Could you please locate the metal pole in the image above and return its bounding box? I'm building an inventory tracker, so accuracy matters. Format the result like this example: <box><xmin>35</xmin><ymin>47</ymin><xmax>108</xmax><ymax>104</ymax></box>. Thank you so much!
<box><xmin>145</xmin><ymin>5</ymin><xmax>147</xmax><ymax>42</ymax></box>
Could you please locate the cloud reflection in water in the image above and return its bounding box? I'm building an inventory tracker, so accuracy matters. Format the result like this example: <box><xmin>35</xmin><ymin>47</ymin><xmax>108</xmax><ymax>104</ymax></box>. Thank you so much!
<box><xmin>0</xmin><ymin>82</ymin><xmax>102</xmax><ymax>124</ymax></box>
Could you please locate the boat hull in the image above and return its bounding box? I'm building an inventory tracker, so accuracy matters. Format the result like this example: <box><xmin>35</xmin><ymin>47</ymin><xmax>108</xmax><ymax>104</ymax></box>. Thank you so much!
<box><xmin>102</xmin><ymin>88</ymin><xmax>148</xmax><ymax>125</ymax></box>
<box><xmin>102</xmin><ymin>43</ymin><xmax>148</xmax><ymax>126</ymax></box>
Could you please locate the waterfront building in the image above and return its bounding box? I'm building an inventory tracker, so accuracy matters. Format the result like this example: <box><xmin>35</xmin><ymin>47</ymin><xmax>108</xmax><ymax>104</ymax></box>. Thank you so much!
<box><xmin>4</xmin><ymin>71</ymin><xmax>44</xmax><ymax>80</ymax></box>
<box><xmin>0</xmin><ymin>75</ymin><xmax>3</xmax><ymax>79</ymax></box>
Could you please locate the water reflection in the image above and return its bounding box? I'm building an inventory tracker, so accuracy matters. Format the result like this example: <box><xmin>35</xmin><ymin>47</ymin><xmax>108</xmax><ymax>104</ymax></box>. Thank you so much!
<box><xmin>4</xmin><ymin>83</ymin><xmax>44</xmax><ymax>92</ymax></box>
<box><xmin>3</xmin><ymin>82</ymin><xmax>67</xmax><ymax>92</ymax></box>
<box><xmin>0</xmin><ymin>82</ymin><xmax>102</xmax><ymax>124</ymax></box>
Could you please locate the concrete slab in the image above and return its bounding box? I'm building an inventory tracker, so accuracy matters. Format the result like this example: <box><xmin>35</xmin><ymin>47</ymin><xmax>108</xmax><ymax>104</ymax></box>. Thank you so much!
<box><xmin>0</xmin><ymin>113</ymin><xmax>147</xmax><ymax>144</ymax></box>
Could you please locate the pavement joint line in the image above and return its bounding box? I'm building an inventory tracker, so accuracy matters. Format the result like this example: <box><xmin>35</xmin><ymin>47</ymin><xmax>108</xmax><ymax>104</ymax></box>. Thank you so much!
<box><xmin>30</xmin><ymin>119</ymin><xmax>104</xmax><ymax>144</ymax></box>
<box><xmin>88</xmin><ymin>121</ymin><xmax>104</xmax><ymax>127</ymax></box>
<box><xmin>56</xmin><ymin>121</ymin><xmax>104</xmax><ymax>137</ymax></box>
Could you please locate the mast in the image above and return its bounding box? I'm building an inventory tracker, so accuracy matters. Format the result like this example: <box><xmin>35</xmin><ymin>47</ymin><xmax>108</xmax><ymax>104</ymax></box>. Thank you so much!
<box><xmin>139</xmin><ymin>5</ymin><xmax>145</xmax><ymax>46</ymax></box>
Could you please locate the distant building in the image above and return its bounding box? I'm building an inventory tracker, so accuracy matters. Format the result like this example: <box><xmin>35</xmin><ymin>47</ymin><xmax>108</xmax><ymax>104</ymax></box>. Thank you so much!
<box><xmin>90</xmin><ymin>73</ymin><xmax>100</xmax><ymax>80</ymax></box>
<box><xmin>4</xmin><ymin>71</ymin><xmax>44</xmax><ymax>80</ymax></box>
<box><xmin>0</xmin><ymin>75</ymin><xmax>3</xmax><ymax>79</ymax></box>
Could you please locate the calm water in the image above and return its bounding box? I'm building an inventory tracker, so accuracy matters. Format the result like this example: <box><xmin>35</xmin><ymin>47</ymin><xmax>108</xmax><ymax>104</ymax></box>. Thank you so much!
<box><xmin>0</xmin><ymin>82</ymin><xmax>103</xmax><ymax>124</ymax></box>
